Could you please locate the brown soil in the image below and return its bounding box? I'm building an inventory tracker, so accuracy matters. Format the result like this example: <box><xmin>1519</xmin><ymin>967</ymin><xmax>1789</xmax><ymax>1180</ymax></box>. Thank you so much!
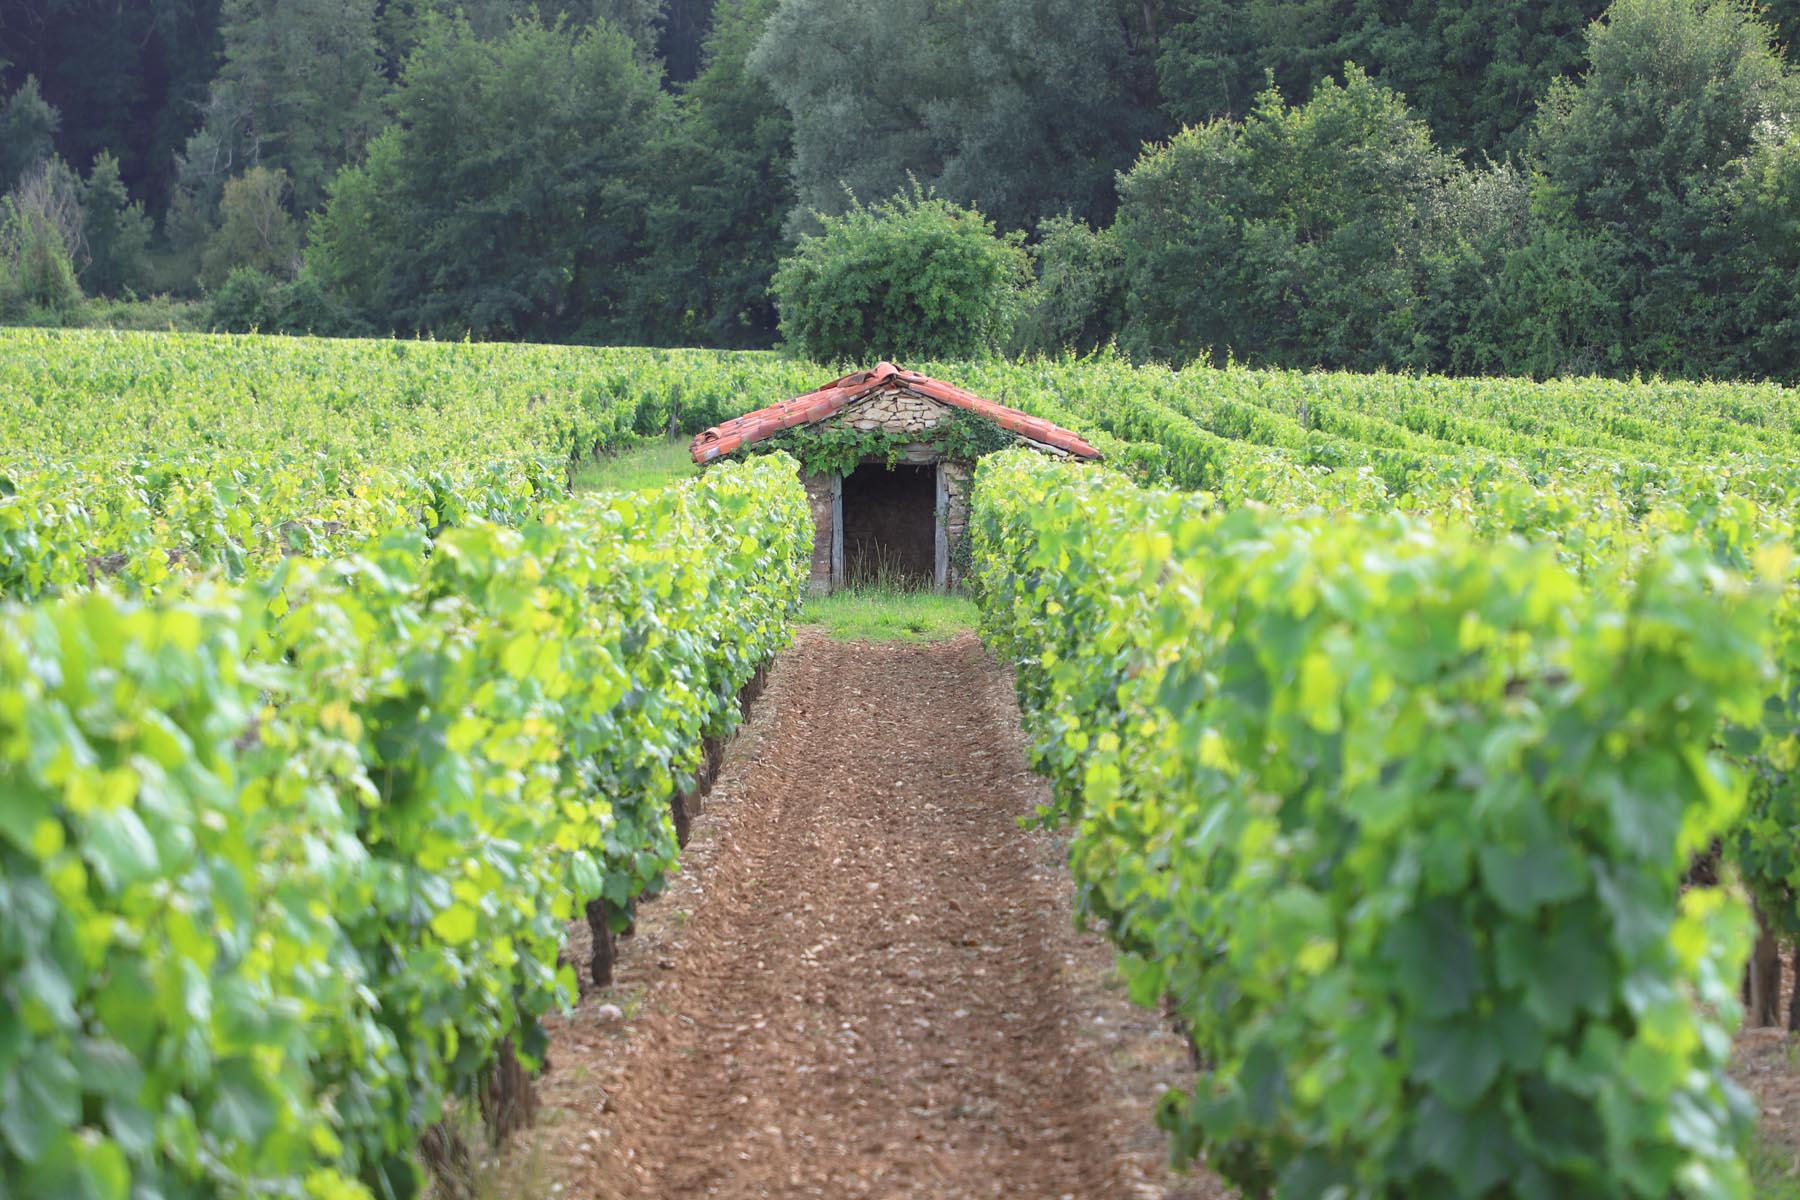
<box><xmin>505</xmin><ymin>628</ymin><xmax>1229</xmax><ymax>1200</ymax></box>
<box><xmin>1736</xmin><ymin>941</ymin><xmax>1800</xmax><ymax>1186</ymax></box>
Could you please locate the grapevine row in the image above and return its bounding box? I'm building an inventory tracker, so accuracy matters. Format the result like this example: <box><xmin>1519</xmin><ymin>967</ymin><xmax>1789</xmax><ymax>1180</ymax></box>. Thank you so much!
<box><xmin>971</xmin><ymin>450</ymin><xmax>1772</xmax><ymax>1198</ymax></box>
<box><xmin>0</xmin><ymin>455</ymin><xmax>810</xmax><ymax>1200</ymax></box>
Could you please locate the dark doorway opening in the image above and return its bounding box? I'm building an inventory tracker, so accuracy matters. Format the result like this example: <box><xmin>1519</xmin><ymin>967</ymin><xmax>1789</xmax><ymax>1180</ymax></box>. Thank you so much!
<box><xmin>842</xmin><ymin>463</ymin><xmax>935</xmax><ymax>587</ymax></box>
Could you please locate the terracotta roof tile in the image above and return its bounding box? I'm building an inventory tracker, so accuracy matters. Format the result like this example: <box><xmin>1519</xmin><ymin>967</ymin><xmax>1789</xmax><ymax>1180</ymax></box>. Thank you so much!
<box><xmin>689</xmin><ymin>362</ymin><xmax>1102</xmax><ymax>464</ymax></box>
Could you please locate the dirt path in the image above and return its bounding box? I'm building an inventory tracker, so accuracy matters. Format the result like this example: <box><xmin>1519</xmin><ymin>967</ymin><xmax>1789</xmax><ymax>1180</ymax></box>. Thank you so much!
<box><xmin>510</xmin><ymin>629</ymin><xmax>1226</xmax><ymax>1199</ymax></box>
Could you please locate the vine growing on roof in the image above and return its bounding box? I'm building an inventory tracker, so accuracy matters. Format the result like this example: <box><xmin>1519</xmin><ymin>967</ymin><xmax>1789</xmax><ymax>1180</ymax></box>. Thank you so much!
<box><xmin>722</xmin><ymin>409</ymin><xmax>1019</xmax><ymax>475</ymax></box>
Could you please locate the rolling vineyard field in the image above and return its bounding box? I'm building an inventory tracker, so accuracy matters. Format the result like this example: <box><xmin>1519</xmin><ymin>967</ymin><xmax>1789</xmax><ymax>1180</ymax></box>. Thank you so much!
<box><xmin>6</xmin><ymin>326</ymin><xmax>1800</xmax><ymax>1197</ymax></box>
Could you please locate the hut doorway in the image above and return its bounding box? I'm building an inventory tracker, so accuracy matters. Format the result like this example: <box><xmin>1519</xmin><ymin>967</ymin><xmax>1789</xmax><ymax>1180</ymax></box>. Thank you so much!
<box><xmin>840</xmin><ymin>463</ymin><xmax>936</xmax><ymax>588</ymax></box>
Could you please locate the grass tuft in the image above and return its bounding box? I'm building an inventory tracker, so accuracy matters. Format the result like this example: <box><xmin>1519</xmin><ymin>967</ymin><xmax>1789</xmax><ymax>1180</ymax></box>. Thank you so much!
<box><xmin>803</xmin><ymin>587</ymin><xmax>978</xmax><ymax>642</ymax></box>
<box><xmin>1754</xmin><ymin>1127</ymin><xmax>1800</xmax><ymax>1199</ymax></box>
<box><xmin>572</xmin><ymin>437</ymin><xmax>699</xmax><ymax>493</ymax></box>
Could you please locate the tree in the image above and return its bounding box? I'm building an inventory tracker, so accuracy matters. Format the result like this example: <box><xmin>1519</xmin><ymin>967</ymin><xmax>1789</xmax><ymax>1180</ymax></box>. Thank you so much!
<box><xmin>750</xmin><ymin>0</ymin><xmax>1160</xmax><ymax>234</ymax></box>
<box><xmin>658</xmin><ymin>0</ymin><xmax>716</xmax><ymax>82</ymax></box>
<box><xmin>374</xmin><ymin>0</ymin><xmax>669</xmax><ymax>74</ymax></box>
<box><xmin>1155</xmin><ymin>0</ymin><xmax>1607</xmax><ymax>158</ymax></box>
<box><xmin>167</xmin><ymin>79</ymin><xmax>258</xmax><ymax>267</ymax></box>
<box><xmin>0</xmin><ymin>76</ymin><xmax>60</xmax><ymax>192</ymax></box>
<box><xmin>1724</xmin><ymin>116</ymin><xmax>1800</xmax><ymax>381</ymax></box>
<box><xmin>0</xmin><ymin>1</ymin><xmax>223</xmax><ymax>214</ymax></box>
<box><xmin>635</xmin><ymin>0</ymin><xmax>792</xmax><ymax>346</ymax></box>
<box><xmin>182</xmin><ymin>0</ymin><xmax>387</xmax><ymax>215</ymax></box>
<box><xmin>1762</xmin><ymin>0</ymin><xmax>1800</xmax><ymax>59</ymax></box>
<box><xmin>7</xmin><ymin>157</ymin><xmax>85</xmax><ymax>270</ymax></box>
<box><xmin>307</xmin><ymin>14</ymin><xmax>672</xmax><ymax>340</ymax></box>
<box><xmin>80</xmin><ymin>151</ymin><xmax>152</xmax><ymax>296</ymax></box>
<box><xmin>592</xmin><ymin>0</ymin><xmax>667</xmax><ymax>64</ymax></box>
<box><xmin>1011</xmin><ymin>216</ymin><xmax>1125</xmax><ymax>357</ymax></box>
<box><xmin>200</xmin><ymin>165</ymin><xmax>299</xmax><ymax>289</ymax></box>
<box><xmin>206</xmin><ymin>264</ymin><xmax>282</xmax><ymax>330</ymax></box>
<box><xmin>1533</xmin><ymin>0</ymin><xmax>1799</xmax><ymax>375</ymax></box>
<box><xmin>0</xmin><ymin>158</ymin><xmax>85</xmax><ymax>317</ymax></box>
<box><xmin>207</xmin><ymin>264</ymin><xmax>369</xmax><ymax>334</ymax></box>
<box><xmin>1114</xmin><ymin>68</ymin><xmax>1459</xmax><ymax>370</ymax></box>
<box><xmin>770</xmin><ymin>185</ymin><xmax>1032</xmax><ymax>362</ymax></box>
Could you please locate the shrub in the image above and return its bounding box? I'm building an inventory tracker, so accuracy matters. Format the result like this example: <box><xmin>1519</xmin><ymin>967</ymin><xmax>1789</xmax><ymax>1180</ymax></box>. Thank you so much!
<box><xmin>771</xmin><ymin>185</ymin><xmax>1031</xmax><ymax>363</ymax></box>
<box><xmin>273</xmin><ymin>275</ymin><xmax>370</xmax><ymax>337</ymax></box>
<box><xmin>0</xmin><ymin>194</ymin><xmax>83</xmax><ymax>319</ymax></box>
<box><xmin>1113</xmin><ymin>68</ymin><xmax>1454</xmax><ymax>370</ymax></box>
<box><xmin>1011</xmin><ymin>215</ymin><xmax>1125</xmax><ymax>357</ymax></box>
<box><xmin>207</xmin><ymin>265</ymin><xmax>282</xmax><ymax>332</ymax></box>
<box><xmin>82</xmin><ymin>294</ymin><xmax>208</xmax><ymax>333</ymax></box>
<box><xmin>207</xmin><ymin>268</ymin><xmax>371</xmax><ymax>337</ymax></box>
<box><xmin>199</xmin><ymin>167</ymin><xmax>300</xmax><ymax>292</ymax></box>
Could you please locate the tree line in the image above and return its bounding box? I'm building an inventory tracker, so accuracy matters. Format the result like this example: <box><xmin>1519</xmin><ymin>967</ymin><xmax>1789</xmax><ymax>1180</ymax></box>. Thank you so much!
<box><xmin>3</xmin><ymin>0</ymin><xmax>1800</xmax><ymax>381</ymax></box>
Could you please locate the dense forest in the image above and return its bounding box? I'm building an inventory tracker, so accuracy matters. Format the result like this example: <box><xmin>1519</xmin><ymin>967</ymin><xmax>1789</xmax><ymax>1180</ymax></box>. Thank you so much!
<box><xmin>4</xmin><ymin>0</ymin><xmax>1800</xmax><ymax>381</ymax></box>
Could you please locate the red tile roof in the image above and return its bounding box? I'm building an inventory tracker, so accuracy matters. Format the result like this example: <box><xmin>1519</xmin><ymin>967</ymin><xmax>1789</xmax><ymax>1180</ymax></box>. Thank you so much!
<box><xmin>689</xmin><ymin>362</ymin><xmax>1103</xmax><ymax>465</ymax></box>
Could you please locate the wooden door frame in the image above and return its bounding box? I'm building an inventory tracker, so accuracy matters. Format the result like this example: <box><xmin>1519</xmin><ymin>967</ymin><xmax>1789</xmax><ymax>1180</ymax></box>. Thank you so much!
<box><xmin>829</xmin><ymin>472</ymin><xmax>844</xmax><ymax>590</ymax></box>
<box><xmin>933</xmin><ymin>463</ymin><xmax>949</xmax><ymax>591</ymax></box>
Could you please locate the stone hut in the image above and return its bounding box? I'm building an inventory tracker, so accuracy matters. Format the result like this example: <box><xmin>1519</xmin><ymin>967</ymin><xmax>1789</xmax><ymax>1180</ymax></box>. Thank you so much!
<box><xmin>689</xmin><ymin>362</ymin><xmax>1101</xmax><ymax>593</ymax></box>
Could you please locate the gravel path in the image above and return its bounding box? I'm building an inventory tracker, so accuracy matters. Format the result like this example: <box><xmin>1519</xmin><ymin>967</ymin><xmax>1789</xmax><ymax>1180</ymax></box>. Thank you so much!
<box><xmin>511</xmin><ymin>629</ymin><xmax>1227</xmax><ymax>1199</ymax></box>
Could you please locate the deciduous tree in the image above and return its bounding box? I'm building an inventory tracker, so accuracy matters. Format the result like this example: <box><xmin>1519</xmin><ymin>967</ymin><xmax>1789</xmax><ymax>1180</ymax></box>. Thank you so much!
<box><xmin>79</xmin><ymin>152</ymin><xmax>153</xmax><ymax>297</ymax></box>
<box><xmin>200</xmin><ymin>165</ymin><xmax>299</xmax><ymax>289</ymax></box>
<box><xmin>750</xmin><ymin>0</ymin><xmax>1159</xmax><ymax>234</ymax></box>
<box><xmin>1533</xmin><ymin>0</ymin><xmax>1799</xmax><ymax>375</ymax></box>
<box><xmin>308</xmin><ymin>14</ymin><xmax>671</xmax><ymax>340</ymax></box>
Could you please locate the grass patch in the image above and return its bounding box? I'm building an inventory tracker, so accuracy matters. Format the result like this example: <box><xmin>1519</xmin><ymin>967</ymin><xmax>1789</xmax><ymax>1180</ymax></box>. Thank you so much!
<box><xmin>572</xmin><ymin>437</ymin><xmax>699</xmax><ymax>493</ymax></box>
<box><xmin>803</xmin><ymin>587</ymin><xmax>978</xmax><ymax>642</ymax></box>
<box><xmin>1755</xmin><ymin>1127</ymin><xmax>1800</xmax><ymax>1198</ymax></box>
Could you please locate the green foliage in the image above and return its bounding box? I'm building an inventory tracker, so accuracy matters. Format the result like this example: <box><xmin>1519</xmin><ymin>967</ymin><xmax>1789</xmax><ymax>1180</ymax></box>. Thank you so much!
<box><xmin>1531</xmin><ymin>0</ymin><xmax>1799</xmax><ymax>377</ymax></box>
<box><xmin>971</xmin><ymin>449</ymin><xmax>1771</xmax><ymax>1198</ymax></box>
<box><xmin>207</xmin><ymin>268</ymin><xmax>370</xmax><ymax>337</ymax></box>
<box><xmin>0</xmin><ymin>588</ymin><xmax>379</xmax><ymax>1199</ymax></box>
<box><xmin>0</xmin><ymin>2</ymin><xmax>219</xmax><ymax>217</ymax></box>
<box><xmin>1729</xmin><ymin>119</ymin><xmax>1800</xmax><ymax>381</ymax></box>
<box><xmin>77</xmin><ymin>151</ymin><xmax>151</xmax><ymax>297</ymax></box>
<box><xmin>0</xmin><ymin>194</ymin><xmax>83</xmax><ymax>319</ymax></box>
<box><xmin>0</xmin><ymin>330</ymin><xmax>819</xmax><ymax>599</ymax></box>
<box><xmin>730</xmin><ymin>408</ymin><xmax>1017</xmax><ymax>477</ymax></box>
<box><xmin>0</xmin><ymin>329</ymin><xmax>821</xmax><ymax>470</ymax></box>
<box><xmin>635</xmin><ymin>0</ymin><xmax>792</xmax><ymax>348</ymax></box>
<box><xmin>13</xmin><ymin>322</ymin><xmax>1800</xmax><ymax>1193</ymax></box>
<box><xmin>592</xmin><ymin>0</ymin><xmax>668</xmax><ymax>63</ymax></box>
<box><xmin>1155</xmin><ymin>0</ymin><xmax>1606</xmax><ymax>158</ymax></box>
<box><xmin>0</xmin><ymin>453</ymin><xmax>811</xmax><ymax>1197</ymax></box>
<box><xmin>748</xmin><ymin>0</ymin><xmax>1159</xmax><ymax>234</ymax></box>
<box><xmin>771</xmin><ymin>187</ymin><xmax>1031</xmax><ymax>363</ymax></box>
<box><xmin>210</xmin><ymin>0</ymin><xmax>386</xmax><ymax>212</ymax></box>
<box><xmin>306</xmin><ymin>13</ymin><xmax>671</xmax><ymax>341</ymax></box>
<box><xmin>1011</xmin><ymin>216</ymin><xmax>1124</xmax><ymax>358</ymax></box>
<box><xmin>205</xmin><ymin>264</ymin><xmax>280</xmax><ymax>331</ymax></box>
<box><xmin>76</xmin><ymin>294</ymin><xmax>208</xmax><ymax>333</ymax></box>
<box><xmin>1730</xmin><ymin>557</ymin><xmax>1800</xmax><ymax>960</ymax></box>
<box><xmin>200</xmin><ymin>167</ymin><xmax>300</xmax><ymax>291</ymax></box>
<box><xmin>270</xmin><ymin>275</ymin><xmax>370</xmax><ymax>337</ymax></box>
<box><xmin>1115</xmin><ymin>68</ymin><xmax>1460</xmax><ymax>370</ymax></box>
<box><xmin>0</xmin><ymin>74</ymin><xmax>59</xmax><ymax>192</ymax></box>
<box><xmin>1452</xmin><ymin>208</ymin><xmax>1625</xmax><ymax>377</ymax></box>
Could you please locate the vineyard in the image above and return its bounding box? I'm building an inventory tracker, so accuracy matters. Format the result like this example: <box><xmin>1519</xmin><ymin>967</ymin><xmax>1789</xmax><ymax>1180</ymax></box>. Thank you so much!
<box><xmin>5</xmin><ymin>326</ymin><xmax>1800</xmax><ymax>1197</ymax></box>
